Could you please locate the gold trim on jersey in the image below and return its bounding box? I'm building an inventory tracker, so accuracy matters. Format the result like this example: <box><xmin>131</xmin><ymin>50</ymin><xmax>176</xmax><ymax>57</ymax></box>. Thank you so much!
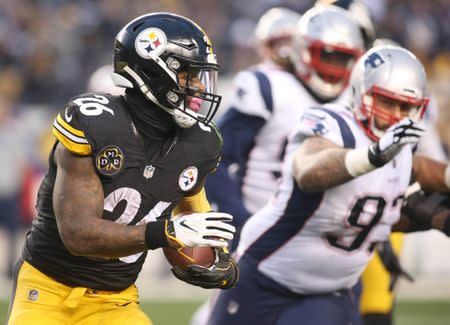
<box><xmin>56</xmin><ymin>114</ymin><xmax>85</xmax><ymax>137</ymax></box>
<box><xmin>52</xmin><ymin>114</ymin><xmax>92</xmax><ymax>156</ymax></box>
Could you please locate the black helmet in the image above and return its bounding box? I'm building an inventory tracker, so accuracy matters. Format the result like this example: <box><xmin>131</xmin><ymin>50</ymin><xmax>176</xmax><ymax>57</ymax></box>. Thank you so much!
<box><xmin>112</xmin><ymin>12</ymin><xmax>221</xmax><ymax>128</ymax></box>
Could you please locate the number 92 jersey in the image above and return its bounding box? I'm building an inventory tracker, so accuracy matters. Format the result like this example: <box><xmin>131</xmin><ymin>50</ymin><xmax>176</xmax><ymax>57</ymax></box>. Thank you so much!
<box><xmin>237</xmin><ymin>104</ymin><xmax>413</xmax><ymax>295</ymax></box>
<box><xmin>23</xmin><ymin>92</ymin><xmax>222</xmax><ymax>291</ymax></box>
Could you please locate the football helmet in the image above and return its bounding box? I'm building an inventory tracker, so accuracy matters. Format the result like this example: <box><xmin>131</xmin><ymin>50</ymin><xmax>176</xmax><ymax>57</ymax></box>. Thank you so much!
<box><xmin>112</xmin><ymin>12</ymin><xmax>221</xmax><ymax>128</ymax></box>
<box><xmin>254</xmin><ymin>7</ymin><xmax>301</xmax><ymax>66</ymax></box>
<box><xmin>291</xmin><ymin>6</ymin><xmax>364</xmax><ymax>101</ymax></box>
<box><xmin>372</xmin><ymin>38</ymin><xmax>400</xmax><ymax>48</ymax></box>
<box><xmin>315</xmin><ymin>0</ymin><xmax>376</xmax><ymax>48</ymax></box>
<box><xmin>349</xmin><ymin>46</ymin><xmax>429</xmax><ymax>140</ymax></box>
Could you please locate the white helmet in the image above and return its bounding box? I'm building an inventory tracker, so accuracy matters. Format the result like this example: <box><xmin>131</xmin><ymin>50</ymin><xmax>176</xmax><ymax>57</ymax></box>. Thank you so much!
<box><xmin>372</xmin><ymin>38</ymin><xmax>400</xmax><ymax>48</ymax></box>
<box><xmin>349</xmin><ymin>45</ymin><xmax>429</xmax><ymax>140</ymax></box>
<box><xmin>315</xmin><ymin>0</ymin><xmax>376</xmax><ymax>49</ymax></box>
<box><xmin>255</xmin><ymin>7</ymin><xmax>301</xmax><ymax>44</ymax></box>
<box><xmin>254</xmin><ymin>7</ymin><xmax>301</xmax><ymax>66</ymax></box>
<box><xmin>291</xmin><ymin>6</ymin><xmax>364</xmax><ymax>101</ymax></box>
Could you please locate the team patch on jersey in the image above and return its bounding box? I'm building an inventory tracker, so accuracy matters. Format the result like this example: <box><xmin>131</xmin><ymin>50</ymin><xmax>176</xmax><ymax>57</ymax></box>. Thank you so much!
<box><xmin>135</xmin><ymin>27</ymin><xmax>167</xmax><ymax>59</ymax></box>
<box><xmin>179</xmin><ymin>166</ymin><xmax>198</xmax><ymax>191</ymax></box>
<box><xmin>301</xmin><ymin>111</ymin><xmax>329</xmax><ymax>135</ymax></box>
<box><xmin>96</xmin><ymin>145</ymin><xmax>124</xmax><ymax>176</ymax></box>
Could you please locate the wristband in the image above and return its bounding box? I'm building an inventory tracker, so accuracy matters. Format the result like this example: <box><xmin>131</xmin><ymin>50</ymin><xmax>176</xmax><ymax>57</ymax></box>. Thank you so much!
<box><xmin>145</xmin><ymin>220</ymin><xmax>170</xmax><ymax>249</ymax></box>
<box><xmin>345</xmin><ymin>147</ymin><xmax>376</xmax><ymax>177</ymax></box>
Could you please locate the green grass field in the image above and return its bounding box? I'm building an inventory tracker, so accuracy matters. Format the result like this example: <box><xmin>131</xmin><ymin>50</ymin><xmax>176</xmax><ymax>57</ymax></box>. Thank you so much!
<box><xmin>1</xmin><ymin>300</ymin><xmax>450</xmax><ymax>324</ymax></box>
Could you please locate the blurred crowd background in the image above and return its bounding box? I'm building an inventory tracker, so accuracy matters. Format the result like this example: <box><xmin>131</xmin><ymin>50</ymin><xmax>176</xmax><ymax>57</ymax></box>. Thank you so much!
<box><xmin>1</xmin><ymin>0</ymin><xmax>450</xmax><ymax>290</ymax></box>
<box><xmin>2</xmin><ymin>0</ymin><xmax>450</xmax><ymax>106</ymax></box>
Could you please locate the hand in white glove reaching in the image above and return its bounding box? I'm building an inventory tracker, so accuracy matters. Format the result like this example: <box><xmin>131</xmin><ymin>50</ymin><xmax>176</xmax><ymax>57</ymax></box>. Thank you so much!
<box><xmin>168</xmin><ymin>212</ymin><xmax>235</xmax><ymax>249</ymax></box>
<box><xmin>368</xmin><ymin>118</ymin><xmax>425</xmax><ymax>167</ymax></box>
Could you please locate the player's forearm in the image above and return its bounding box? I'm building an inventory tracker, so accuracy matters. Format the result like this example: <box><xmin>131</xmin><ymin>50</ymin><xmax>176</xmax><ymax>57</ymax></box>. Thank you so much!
<box><xmin>293</xmin><ymin>148</ymin><xmax>353</xmax><ymax>192</ymax></box>
<box><xmin>60</xmin><ymin>217</ymin><xmax>148</xmax><ymax>259</ymax></box>
<box><xmin>413</xmin><ymin>155</ymin><xmax>450</xmax><ymax>192</ymax></box>
<box><xmin>53</xmin><ymin>144</ymin><xmax>150</xmax><ymax>259</ymax></box>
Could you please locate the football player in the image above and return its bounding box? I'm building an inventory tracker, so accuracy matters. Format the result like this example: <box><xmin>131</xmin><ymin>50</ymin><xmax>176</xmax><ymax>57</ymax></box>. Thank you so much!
<box><xmin>316</xmin><ymin>3</ymin><xmax>448</xmax><ymax>325</ymax></box>
<box><xmin>208</xmin><ymin>45</ymin><xmax>450</xmax><ymax>325</ymax></box>
<box><xmin>204</xmin><ymin>7</ymin><xmax>304</xmax><ymax>243</ymax></box>
<box><xmin>199</xmin><ymin>5</ymin><xmax>364</xmax><ymax>325</ymax></box>
<box><xmin>191</xmin><ymin>8</ymin><xmax>302</xmax><ymax>325</ymax></box>
<box><xmin>6</xmin><ymin>13</ymin><xmax>238</xmax><ymax>325</ymax></box>
<box><xmin>205</xmin><ymin>5</ymin><xmax>363</xmax><ymax>248</ymax></box>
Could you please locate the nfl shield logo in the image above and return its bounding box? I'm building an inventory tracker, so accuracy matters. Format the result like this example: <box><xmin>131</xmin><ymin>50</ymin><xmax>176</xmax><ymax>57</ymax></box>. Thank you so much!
<box><xmin>143</xmin><ymin>165</ymin><xmax>155</xmax><ymax>179</ymax></box>
<box><xmin>28</xmin><ymin>289</ymin><xmax>39</xmax><ymax>301</ymax></box>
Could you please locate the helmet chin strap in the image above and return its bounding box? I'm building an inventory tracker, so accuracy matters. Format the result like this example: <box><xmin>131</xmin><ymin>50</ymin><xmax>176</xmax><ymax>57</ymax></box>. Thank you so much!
<box><xmin>120</xmin><ymin>66</ymin><xmax>197</xmax><ymax>128</ymax></box>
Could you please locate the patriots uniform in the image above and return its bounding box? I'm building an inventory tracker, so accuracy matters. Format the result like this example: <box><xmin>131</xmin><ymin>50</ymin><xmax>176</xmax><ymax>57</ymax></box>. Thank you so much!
<box><xmin>22</xmin><ymin>92</ymin><xmax>222</xmax><ymax>291</ymax></box>
<box><xmin>236</xmin><ymin>104</ymin><xmax>413</xmax><ymax>294</ymax></box>
<box><xmin>205</xmin><ymin>62</ymin><xmax>349</xmax><ymax>227</ymax></box>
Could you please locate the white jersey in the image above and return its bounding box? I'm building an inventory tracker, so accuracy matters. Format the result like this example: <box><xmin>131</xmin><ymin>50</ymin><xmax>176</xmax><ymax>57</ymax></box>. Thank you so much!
<box><xmin>237</xmin><ymin>104</ymin><xmax>413</xmax><ymax>294</ymax></box>
<box><xmin>231</xmin><ymin>61</ymin><xmax>349</xmax><ymax>214</ymax></box>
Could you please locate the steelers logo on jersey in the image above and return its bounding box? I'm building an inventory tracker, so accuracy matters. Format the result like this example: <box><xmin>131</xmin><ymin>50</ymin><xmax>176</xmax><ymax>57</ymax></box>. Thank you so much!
<box><xmin>96</xmin><ymin>145</ymin><xmax>124</xmax><ymax>176</ymax></box>
<box><xmin>179</xmin><ymin>166</ymin><xmax>198</xmax><ymax>191</ymax></box>
<box><xmin>135</xmin><ymin>27</ymin><xmax>167</xmax><ymax>59</ymax></box>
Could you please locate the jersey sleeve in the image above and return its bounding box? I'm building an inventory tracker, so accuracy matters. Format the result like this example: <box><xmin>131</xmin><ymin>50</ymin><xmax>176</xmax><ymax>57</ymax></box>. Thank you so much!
<box><xmin>229</xmin><ymin>70</ymin><xmax>273</xmax><ymax>121</ymax></box>
<box><xmin>52</xmin><ymin>101</ymin><xmax>93</xmax><ymax>156</ymax></box>
<box><xmin>52</xmin><ymin>93</ymin><xmax>117</xmax><ymax>156</ymax></box>
<box><xmin>291</xmin><ymin>107</ymin><xmax>355</xmax><ymax>149</ymax></box>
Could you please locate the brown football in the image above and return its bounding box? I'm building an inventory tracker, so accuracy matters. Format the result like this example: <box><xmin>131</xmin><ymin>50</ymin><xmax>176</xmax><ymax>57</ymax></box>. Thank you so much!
<box><xmin>163</xmin><ymin>246</ymin><xmax>216</xmax><ymax>270</ymax></box>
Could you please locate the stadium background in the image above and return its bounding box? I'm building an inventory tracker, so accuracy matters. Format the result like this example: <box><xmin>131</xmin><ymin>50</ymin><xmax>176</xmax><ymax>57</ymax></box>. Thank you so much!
<box><xmin>1</xmin><ymin>0</ymin><xmax>450</xmax><ymax>324</ymax></box>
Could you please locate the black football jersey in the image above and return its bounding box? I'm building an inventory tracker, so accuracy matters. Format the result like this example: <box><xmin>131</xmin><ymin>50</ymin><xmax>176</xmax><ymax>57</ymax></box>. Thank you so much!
<box><xmin>22</xmin><ymin>92</ymin><xmax>222</xmax><ymax>291</ymax></box>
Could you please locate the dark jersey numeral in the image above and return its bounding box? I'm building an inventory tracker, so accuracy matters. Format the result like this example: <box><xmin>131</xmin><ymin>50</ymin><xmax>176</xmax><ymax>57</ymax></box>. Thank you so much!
<box><xmin>326</xmin><ymin>196</ymin><xmax>386</xmax><ymax>252</ymax></box>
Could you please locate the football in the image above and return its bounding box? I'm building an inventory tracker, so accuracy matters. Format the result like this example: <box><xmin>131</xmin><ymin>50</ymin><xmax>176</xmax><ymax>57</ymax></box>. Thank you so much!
<box><xmin>163</xmin><ymin>246</ymin><xmax>216</xmax><ymax>270</ymax></box>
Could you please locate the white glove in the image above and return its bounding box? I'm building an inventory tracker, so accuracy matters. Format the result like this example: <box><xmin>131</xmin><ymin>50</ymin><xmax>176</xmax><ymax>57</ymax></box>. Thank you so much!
<box><xmin>169</xmin><ymin>212</ymin><xmax>235</xmax><ymax>248</ymax></box>
<box><xmin>368</xmin><ymin>118</ymin><xmax>425</xmax><ymax>167</ymax></box>
<box><xmin>345</xmin><ymin>118</ymin><xmax>425</xmax><ymax>177</ymax></box>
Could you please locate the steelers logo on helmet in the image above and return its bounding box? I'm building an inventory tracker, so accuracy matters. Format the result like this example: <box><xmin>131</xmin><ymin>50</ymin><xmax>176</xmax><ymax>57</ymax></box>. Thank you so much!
<box><xmin>96</xmin><ymin>145</ymin><xmax>124</xmax><ymax>176</ymax></box>
<box><xmin>179</xmin><ymin>166</ymin><xmax>198</xmax><ymax>191</ymax></box>
<box><xmin>135</xmin><ymin>27</ymin><xmax>167</xmax><ymax>59</ymax></box>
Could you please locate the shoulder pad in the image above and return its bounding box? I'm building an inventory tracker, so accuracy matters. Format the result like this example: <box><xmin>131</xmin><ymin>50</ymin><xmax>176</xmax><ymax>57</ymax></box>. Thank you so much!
<box><xmin>292</xmin><ymin>107</ymin><xmax>355</xmax><ymax>148</ymax></box>
<box><xmin>230</xmin><ymin>70</ymin><xmax>272</xmax><ymax>120</ymax></box>
<box><xmin>52</xmin><ymin>93</ymin><xmax>119</xmax><ymax>156</ymax></box>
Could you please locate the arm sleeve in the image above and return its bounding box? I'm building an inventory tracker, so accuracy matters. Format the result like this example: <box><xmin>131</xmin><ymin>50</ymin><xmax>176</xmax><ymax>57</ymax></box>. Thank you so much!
<box><xmin>172</xmin><ymin>187</ymin><xmax>212</xmax><ymax>215</ymax></box>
